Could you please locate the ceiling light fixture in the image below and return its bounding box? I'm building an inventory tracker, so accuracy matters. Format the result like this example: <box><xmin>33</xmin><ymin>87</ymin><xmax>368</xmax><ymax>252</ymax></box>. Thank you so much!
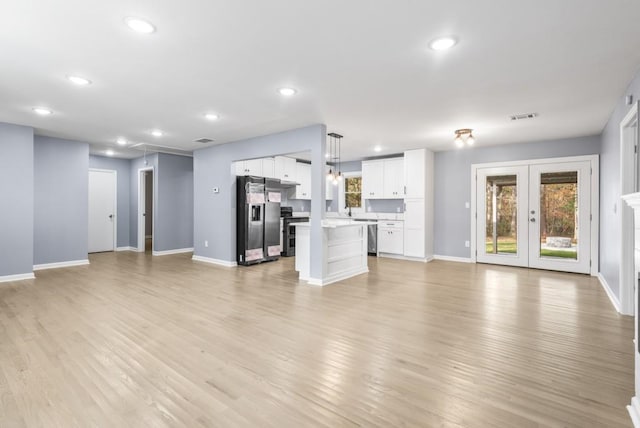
<box><xmin>151</xmin><ymin>130</ymin><xmax>163</xmax><ymax>137</ymax></box>
<box><xmin>106</xmin><ymin>149</ymin><xmax>115</xmax><ymax>156</ymax></box>
<box><xmin>205</xmin><ymin>113</ymin><xmax>219</xmax><ymax>121</ymax></box>
<box><xmin>33</xmin><ymin>107</ymin><xmax>52</xmax><ymax>116</ymax></box>
<box><xmin>67</xmin><ymin>75</ymin><xmax>92</xmax><ymax>86</ymax></box>
<box><xmin>326</xmin><ymin>132</ymin><xmax>343</xmax><ymax>184</ymax></box>
<box><xmin>125</xmin><ymin>17</ymin><xmax>156</xmax><ymax>34</ymax></box>
<box><xmin>454</xmin><ymin>129</ymin><xmax>475</xmax><ymax>148</ymax></box>
<box><xmin>116</xmin><ymin>138</ymin><xmax>127</xmax><ymax>146</ymax></box>
<box><xmin>429</xmin><ymin>36</ymin><xmax>458</xmax><ymax>51</ymax></box>
<box><xmin>278</xmin><ymin>87</ymin><xmax>297</xmax><ymax>96</ymax></box>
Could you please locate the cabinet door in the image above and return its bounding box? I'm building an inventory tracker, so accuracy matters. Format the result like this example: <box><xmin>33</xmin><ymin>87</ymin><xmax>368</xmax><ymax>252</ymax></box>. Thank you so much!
<box><xmin>295</xmin><ymin>162</ymin><xmax>311</xmax><ymax>199</ymax></box>
<box><xmin>275</xmin><ymin>156</ymin><xmax>296</xmax><ymax>181</ymax></box>
<box><xmin>362</xmin><ymin>160</ymin><xmax>384</xmax><ymax>199</ymax></box>
<box><xmin>404</xmin><ymin>199</ymin><xmax>425</xmax><ymax>258</ymax></box>
<box><xmin>378</xmin><ymin>227</ymin><xmax>404</xmax><ymax>254</ymax></box>
<box><xmin>233</xmin><ymin>161</ymin><xmax>245</xmax><ymax>176</ymax></box>
<box><xmin>404</xmin><ymin>149</ymin><xmax>425</xmax><ymax>198</ymax></box>
<box><xmin>244</xmin><ymin>159</ymin><xmax>263</xmax><ymax>176</ymax></box>
<box><xmin>383</xmin><ymin>158</ymin><xmax>404</xmax><ymax>198</ymax></box>
<box><xmin>262</xmin><ymin>157</ymin><xmax>275</xmax><ymax>178</ymax></box>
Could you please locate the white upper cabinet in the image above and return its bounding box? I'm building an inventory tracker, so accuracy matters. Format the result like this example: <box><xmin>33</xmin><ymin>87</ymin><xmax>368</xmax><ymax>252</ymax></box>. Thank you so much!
<box><xmin>294</xmin><ymin>162</ymin><xmax>311</xmax><ymax>199</ymax></box>
<box><xmin>382</xmin><ymin>158</ymin><xmax>404</xmax><ymax>199</ymax></box>
<box><xmin>262</xmin><ymin>157</ymin><xmax>276</xmax><ymax>178</ymax></box>
<box><xmin>274</xmin><ymin>156</ymin><xmax>297</xmax><ymax>181</ymax></box>
<box><xmin>403</xmin><ymin>149</ymin><xmax>426</xmax><ymax>199</ymax></box>
<box><xmin>234</xmin><ymin>158</ymin><xmax>263</xmax><ymax>176</ymax></box>
<box><xmin>362</xmin><ymin>160</ymin><xmax>384</xmax><ymax>199</ymax></box>
<box><xmin>362</xmin><ymin>158</ymin><xmax>404</xmax><ymax>199</ymax></box>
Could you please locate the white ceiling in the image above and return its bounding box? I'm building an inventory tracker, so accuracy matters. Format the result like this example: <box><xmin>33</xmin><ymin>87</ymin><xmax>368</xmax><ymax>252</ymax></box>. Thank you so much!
<box><xmin>1</xmin><ymin>0</ymin><xmax>639</xmax><ymax>160</ymax></box>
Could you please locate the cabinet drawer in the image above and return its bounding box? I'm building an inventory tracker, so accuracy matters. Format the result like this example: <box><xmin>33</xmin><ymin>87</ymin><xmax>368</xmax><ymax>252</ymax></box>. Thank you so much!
<box><xmin>378</xmin><ymin>220</ymin><xmax>403</xmax><ymax>229</ymax></box>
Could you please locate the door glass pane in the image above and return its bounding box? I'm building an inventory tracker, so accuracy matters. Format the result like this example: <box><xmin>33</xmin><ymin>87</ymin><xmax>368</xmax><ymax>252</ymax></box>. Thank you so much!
<box><xmin>485</xmin><ymin>175</ymin><xmax>518</xmax><ymax>255</ymax></box>
<box><xmin>539</xmin><ymin>171</ymin><xmax>578</xmax><ymax>260</ymax></box>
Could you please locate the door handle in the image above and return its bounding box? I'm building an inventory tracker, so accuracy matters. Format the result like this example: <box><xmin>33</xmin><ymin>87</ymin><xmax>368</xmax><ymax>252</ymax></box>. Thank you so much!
<box><xmin>109</xmin><ymin>214</ymin><xmax>114</xmax><ymax>219</ymax></box>
<box><xmin>530</xmin><ymin>218</ymin><xmax>536</xmax><ymax>222</ymax></box>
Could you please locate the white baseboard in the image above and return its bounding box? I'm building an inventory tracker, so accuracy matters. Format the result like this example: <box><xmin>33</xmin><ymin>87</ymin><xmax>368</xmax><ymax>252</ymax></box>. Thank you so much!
<box><xmin>378</xmin><ymin>253</ymin><xmax>431</xmax><ymax>263</ymax></box>
<box><xmin>152</xmin><ymin>247</ymin><xmax>194</xmax><ymax>256</ymax></box>
<box><xmin>597</xmin><ymin>272</ymin><xmax>623</xmax><ymax>314</ymax></box>
<box><xmin>33</xmin><ymin>259</ymin><xmax>89</xmax><ymax>271</ymax></box>
<box><xmin>628</xmin><ymin>396</ymin><xmax>640</xmax><ymax>427</ymax></box>
<box><xmin>307</xmin><ymin>267</ymin><xmax>369</xmax><ymax>286</ymax></box>
<box><xmin>116</xmin><ymin>246</ymin><xmax>137</xmax><ymax>252</ymax></box>
<box><xmin>192</xmin><ymin>255</ymin><xmax>237</xmax><ymax>267</ymax></box>
<box><xmin>433</xmin><ymin>254</ymin><xmax>473</xmax><ymax>263</ymax></box>
<box><xmin>0</xmin><ymin>272</ymin><xmax>35</xmax><ymax>283</ymax></box>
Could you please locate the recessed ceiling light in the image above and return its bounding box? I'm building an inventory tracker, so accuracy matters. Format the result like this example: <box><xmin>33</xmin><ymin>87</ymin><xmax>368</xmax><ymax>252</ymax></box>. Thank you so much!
<box><xmin>33</xmin><ymin>107</ymin><xmax>52</xmax><ymax>116</ymax></box>
<box><xmin>116</xmin><ymin>138</ymin><xmax>127</xmax><ymax>146</ymax></box>
<box><xmin>67</xmin><ymin>75</ymin><xmax>91</xmax><ymax>86</ymax></box>
<box><xmin>125</xmin><ymin>17</ymin><xmax>156</xmax><ymax>34</ymax></box>
<box><xmin>205</xmin><ymin>113</ymin><xmax>219</xmax><ymax>121</ymax></box>
<box><xmin>151</xmin><ymin>130</ymin><xmax>163</xmax><ymax>137</ymax></box>
<box><xmin>429</xmin><ymin>36</ymin><xmax>457</xmax><ymax>51</ymax></box>
<box><xmin>106</xmin><ymin>149</ymin><xmax>115</xmax><ymax>156</ymax></box>
<box><xmin>374</xmin><ymin>146</ymin><xmax>382</xmax><ymax>152</ymax></box>
<box><xmin>278</xmin><ymin>87</ymin><xmax>297</xmax><ymax>96</ymax></box>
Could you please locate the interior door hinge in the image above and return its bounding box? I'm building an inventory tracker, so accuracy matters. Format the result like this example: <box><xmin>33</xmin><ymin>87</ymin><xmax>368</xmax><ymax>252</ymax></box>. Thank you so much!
<box><xmin>590</xmin><ymin>213</ymin><xmax>592</xmax><ymax>221</ymax></box>
<box><xmin>635</xmin><ymin>145</ymin><xmax>638</xmax><ymax>154</ymax></box>
<box><xmin>590</xmin><ymin>260</ymin><xmax>592</xmax><ymax>267</ymax></box>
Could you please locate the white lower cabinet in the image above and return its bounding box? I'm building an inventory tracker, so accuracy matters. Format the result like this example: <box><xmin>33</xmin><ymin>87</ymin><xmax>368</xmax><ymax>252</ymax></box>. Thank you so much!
<box><xmin>378</xmin><ymin>221</ymin><xmax>404</xmax><ymax>255</ymax></box>
<box><xmin>404</xmin><ymin>199</ymin><xmax>425</xmax><ymax>258</ymax></box>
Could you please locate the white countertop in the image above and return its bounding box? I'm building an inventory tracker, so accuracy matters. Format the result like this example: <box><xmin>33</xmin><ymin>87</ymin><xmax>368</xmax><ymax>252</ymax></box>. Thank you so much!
<box><xmin>292</xmin><ymin>219</ymin><xmax>377</xmax><ymax>228</ymax></box>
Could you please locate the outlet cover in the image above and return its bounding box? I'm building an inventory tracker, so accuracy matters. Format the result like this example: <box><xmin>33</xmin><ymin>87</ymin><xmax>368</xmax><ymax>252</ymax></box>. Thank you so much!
<box><xmin>465</xmin><ymin>202</ymin><xmax>470</xmax><ymax>209</ymax></box>
<box><xmin>465</xmin><ymin>241</ymin><xmax>470</xmax><ymax>248</ymax></box>
<box><xmin>213</xmin><ymin>187</ymin><xmax>219</xmax><ymax>193</ymax></box>
<box><xmin>205</xmin><ymin>240</ymin><xmax>209</xmax><ymax>247</ymax></box>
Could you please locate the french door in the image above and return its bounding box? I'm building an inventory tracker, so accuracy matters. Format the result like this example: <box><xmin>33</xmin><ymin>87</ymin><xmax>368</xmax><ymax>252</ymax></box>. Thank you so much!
<box><xmin>476</xmin><ymin>160</ymin><xmax>592</xmax><ymax>274</ymax></box>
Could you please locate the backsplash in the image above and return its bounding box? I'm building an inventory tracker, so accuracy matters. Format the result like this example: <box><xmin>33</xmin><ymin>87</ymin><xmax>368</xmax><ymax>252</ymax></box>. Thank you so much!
<box><xmin>366</xmin><ymin>199</ymin><xmax>404</xmax><ymax>213</ymax></box>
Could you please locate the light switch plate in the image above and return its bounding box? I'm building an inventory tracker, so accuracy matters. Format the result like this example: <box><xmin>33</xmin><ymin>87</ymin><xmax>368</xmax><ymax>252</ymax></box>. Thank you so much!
<box><xmin>465</xmin><ymin>241</ymin><xmax>470</xmax><ymax>248</ymax></box>
<box><xmin>465</xmin><ymin>202</ymin><xmax>470</xmax><ymax>209</ymax></box>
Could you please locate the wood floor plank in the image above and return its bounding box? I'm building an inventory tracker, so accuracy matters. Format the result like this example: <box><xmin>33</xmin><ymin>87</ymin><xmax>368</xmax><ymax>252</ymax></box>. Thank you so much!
<box><xmin>0</xmin><ymin>252</ymin><xmax>633</xmax><ymax>427</ymax></box>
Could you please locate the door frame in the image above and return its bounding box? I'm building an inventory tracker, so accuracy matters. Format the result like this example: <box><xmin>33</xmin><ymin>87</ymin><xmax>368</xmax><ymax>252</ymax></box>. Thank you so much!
<box><xmin>137</xmin><ymin>167</ymin><xmax>155</xmax><ymax>253</ymax></box>
<box><xmin>620</xmin><ymin>101</ymin><xmax>639</xmax><ymax>315</ymax></box>
<box><xmin>470</xmin><ymin>154</ymin><xmax>599</xmax><ymax>276</ymax></box>
<box><xmin>89</xmin><ymin>168</ymin><xmax>118</xmax><ymax>252</ymax></box>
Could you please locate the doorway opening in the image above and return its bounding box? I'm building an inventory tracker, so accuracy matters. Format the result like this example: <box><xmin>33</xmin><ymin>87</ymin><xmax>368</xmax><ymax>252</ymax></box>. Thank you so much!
<box><xmin>88</xmin><ymin>169</ymin><xmax>117</xmax><ymax>253</ymax></box>
<box><xmin>471</xmin><ymin>155</ymin><xmax>598</xmax><ymax>275</ymax></box>
<box><xmin>138</xmin><ymin>168</ymin><xmax>154</xmax><ymax>253</ymax></box>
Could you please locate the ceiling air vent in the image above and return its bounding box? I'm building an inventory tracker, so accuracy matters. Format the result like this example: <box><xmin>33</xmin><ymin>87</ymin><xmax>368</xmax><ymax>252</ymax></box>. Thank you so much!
<box><xmin>510</xmin><ymin>113</ymin><xmax>538</xmax><ymax>121</ymax></box>
<box><xmin>194</xmin><ymin>138</ymin><xmax>214</xmax><ymax>144</ymax></box>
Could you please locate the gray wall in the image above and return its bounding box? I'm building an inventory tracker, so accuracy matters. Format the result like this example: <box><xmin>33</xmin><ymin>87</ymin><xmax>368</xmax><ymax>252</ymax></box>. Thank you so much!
<box><xmin>130</xmin><ymin>154</ymin><xmax>158</xmax><ymax>248</ymax></box>
<box><xmin>155</xmin><ymin>153</ymin><xmax>193</xmax><ymax>251</ymax></box>
<box><xmin>599</xmin><ymin>69</ymin><xmax>640</xmax><ymax>298</ymax></box>
<box><xmin>434</xmin><ymin>135</ymin><xmax>601</xmax><ymax>258</ymax></box>
<box><xmin>34</xmin><ymin>137</ymin><xmax>89</xmax><ymax>265</ymax></box>
<box><xmin>89</xmin><ymin>155</ymin><xmax>131</xmax><ymax>248</ymax></box>
<box><xmin>0</xmin><ymin>123</ymin><xmax>34</xmax><ymax>277</ymax></box>
<box><xmin>193</xmin><ymin>124</ymin><xmax>326</xmax><ymax>277</ymax></box>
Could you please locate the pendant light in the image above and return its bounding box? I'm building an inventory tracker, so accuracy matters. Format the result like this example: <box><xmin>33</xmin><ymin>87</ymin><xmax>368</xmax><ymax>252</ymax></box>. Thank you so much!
<box><xmin>327</xmin><ymin>132</ymin><xmax>343</xmax><ymax>184</ymax></box>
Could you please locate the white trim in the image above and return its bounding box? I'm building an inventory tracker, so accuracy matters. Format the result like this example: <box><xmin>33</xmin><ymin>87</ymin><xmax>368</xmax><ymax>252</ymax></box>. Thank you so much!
<box><xmin>116</xmin><ymin>246</ymin><xmax>137</xmax><ymax>252</ymax></box>
<box><xmin>470</xmin><ymin>154</ymin><xmax>599</xmax><ymax>276</ymax></box>
<box><xmin>628</xmin><ymin>396</ymin><xmax>640</xmax><ymax>428</ymax></box>
<box><xmin>598</xmin><ymin>272</ymin><xmax>622</xmax><ymax>313</ymax></box>
<box><xmin>0</xmin><ymin>273</ymin><xmax>35</xmax><ymax>283</ymax></box>
<box><xmin>152</xmin><ymin>248</ymin><xmax>193</xmax><ymax>256</ymax></box>
<box><xmin>433</xmin><ymin>255</ymin><xmax>473</xmax><ymax>263</ymax></box>
<box><xmin>192</xmin><ymin>255</ymin><xmax>238</xmax><ymax>267</ymax></box>
<box><xmin>89</xmin><ymin>168</ymin><xmax>118</xmax><ymax>253</ymax></box>
<box><xmin>378</xmin><ymin>253</ymin><xmax>431</xmax><ymax>263</ymax></box>
<box><xmin>137</xmin><ymin>167</ymin><xmax>155</xmax><ymax>252</ymax></box>
<box><xmin>307</xmin><ymin>267</ymin><xmax>369</xmax><ymax>286</ymax></box>
<box><xmin>33</xmin><ymin>259</ymin><xmax>89</xmax><ymax>271</ymax></box>
<box><xmin>620</xmin><ymin>101</ymin><xmax>639</xmax><ymax>316</ymax></box>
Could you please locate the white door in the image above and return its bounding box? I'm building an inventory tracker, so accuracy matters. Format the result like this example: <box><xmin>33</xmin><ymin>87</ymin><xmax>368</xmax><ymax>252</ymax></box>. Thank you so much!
<box><xmin>476</xmin><ymin>161</ymin><xmax>592</xmax><ymax>274</ymax></box>
<box><xmin>476</xmin><ymin>166</ymin><xmax>529</xmax><ymax>267</ymax></box>
<box><xmin>88</xmin><ymin>170</ymin><xmax>116</xmax><ymax>253</ymax></box>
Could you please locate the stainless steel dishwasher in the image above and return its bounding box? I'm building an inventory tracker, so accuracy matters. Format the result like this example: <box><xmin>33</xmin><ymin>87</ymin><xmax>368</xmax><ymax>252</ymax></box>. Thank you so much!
<box><xmin>354</xmin><ymin>219</ymin><xmax>377</xmax><ymax>255</ymax></box>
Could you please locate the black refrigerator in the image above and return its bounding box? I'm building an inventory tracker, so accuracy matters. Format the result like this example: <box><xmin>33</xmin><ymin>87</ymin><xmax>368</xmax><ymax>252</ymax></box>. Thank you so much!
<box><xmin>237</xmin><ymin>176</ymin><xmax>281</xmax><ymax>266</ymax></box>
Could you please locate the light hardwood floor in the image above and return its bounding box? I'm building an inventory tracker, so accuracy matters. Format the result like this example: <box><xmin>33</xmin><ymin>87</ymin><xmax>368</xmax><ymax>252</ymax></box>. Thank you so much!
<box><xmin>0</xmin><ymin>252</ymin><xmax>633</xmax><ymax>427</ymax></box>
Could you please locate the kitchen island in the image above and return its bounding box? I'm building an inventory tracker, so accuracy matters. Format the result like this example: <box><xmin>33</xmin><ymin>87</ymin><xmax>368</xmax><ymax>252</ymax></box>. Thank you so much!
<box><xmin>293</xmin><ymin>220</ymin><xmax>375</xmax><ymax>286</ymax></box>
